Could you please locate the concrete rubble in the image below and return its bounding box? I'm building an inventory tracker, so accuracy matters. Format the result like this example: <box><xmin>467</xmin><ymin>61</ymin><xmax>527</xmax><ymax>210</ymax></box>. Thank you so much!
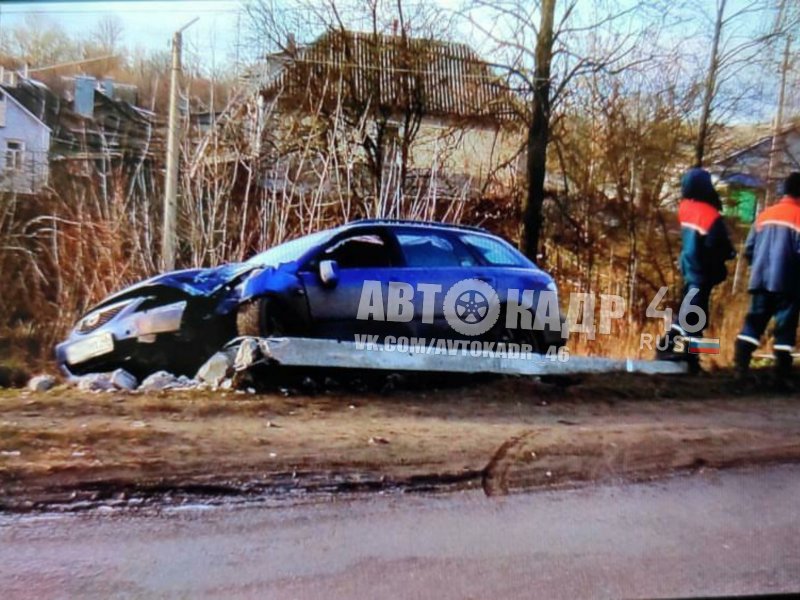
<box><xmin>139</xmin><ymin>371</ymin><xmax>197</xmax><ymax>392</ymax></box>
<box><xmin>27</xmin><ymin>374</ymin><xmax>56</xmax><ymax>392</ymax></box>
<box><xmin>110</xmin><ymin>369</ymin><xmax>138</xmax><ymax>391</ymax></box>
<box><xmin>23</xmin><ymin>339</ymin><xmax>263</xmax><ymax>395</ymax></box>
<box><xmin>74</xmin><ymin>369</ymin><xmax>139</xmax><ymax>392</ymax></box>
<box><xmin>65</xmin><ymin>369</ymin><xmax>198</xmax><ymax>393</ymax></box>
<box><xmin>76</xmin><ymin>372</ymin><xmax>117</xmax><ymax>392</ymax></box>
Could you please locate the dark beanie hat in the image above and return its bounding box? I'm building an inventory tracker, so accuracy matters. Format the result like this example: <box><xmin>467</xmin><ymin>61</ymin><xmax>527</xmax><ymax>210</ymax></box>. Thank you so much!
<box><xmin>681</xmin><ymin>168</ymin><xmax>721</xmax><ymax>208</ymax></box>
<box><xmin>783</xmin><ymin>172</ymin><xmax>800</xmax><ymax>198</ymax></box>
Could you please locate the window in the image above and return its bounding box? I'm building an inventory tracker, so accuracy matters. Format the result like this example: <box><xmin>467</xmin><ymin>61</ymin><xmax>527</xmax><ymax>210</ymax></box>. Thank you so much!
<box><xmin>324</xmin><ymin>234</ymin><xmax>393</xmax><ymax>268</ymax></box>
<box><xmin>6</xmin><ymin>140</ymin><xmax>24</xmax><ymax>171</ymax></box>
<box><xmin>459</xmin><ymin>233</ymin><xmax>529</xmax><ymax>267</ymax></box>
<box><xmin>397</xmin><ymin>233</ymin><xmax>477</xmax><ymax>267</ymax></box>
<box><xmin>0</xmin><ymin>92</ymin><xmax>6</xmax><ymax>127</ymax></box>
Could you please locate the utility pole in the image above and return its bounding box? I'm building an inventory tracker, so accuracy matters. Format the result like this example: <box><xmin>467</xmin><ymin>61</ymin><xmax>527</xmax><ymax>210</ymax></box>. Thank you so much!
<box><xmin>162</xmin><ymin>17</ymin><xmax>198</xmax><ymax>271</ymax></box>
<box><xmin>759</xmin><ymin>0</ymin><xmax>795</xmax><ymax>213</ymax></box>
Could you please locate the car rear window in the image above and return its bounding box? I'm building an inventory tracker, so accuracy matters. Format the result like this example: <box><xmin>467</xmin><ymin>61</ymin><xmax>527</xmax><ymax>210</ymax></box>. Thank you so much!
<box><xmin>459</xmin><ymin>233</ymin><xmax>529</xmax><ymax>267</ymax></box>
<box><xmin>397</xmin><ymin>233</ymin><xmax>477</xmax><ymax>267</ymax></box>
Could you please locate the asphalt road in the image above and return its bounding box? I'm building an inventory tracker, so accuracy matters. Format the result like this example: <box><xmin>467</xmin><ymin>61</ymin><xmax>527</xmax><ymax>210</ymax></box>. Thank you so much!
<box><xmin>1</xmin><ymin>465</ymin><xmax>799</xmax><ymax>599</ymax></box>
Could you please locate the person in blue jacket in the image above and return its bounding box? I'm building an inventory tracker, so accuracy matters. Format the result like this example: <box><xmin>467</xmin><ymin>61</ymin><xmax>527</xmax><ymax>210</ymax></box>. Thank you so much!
<box><xmin>659</xmin><ymin>168</ymin><xmax>736</xmax><ymax>370</ymax></box>
<box><xmin>734</xmin><ymin>172</ymin><xmax>800</xmax><ymax>382</ymax></box>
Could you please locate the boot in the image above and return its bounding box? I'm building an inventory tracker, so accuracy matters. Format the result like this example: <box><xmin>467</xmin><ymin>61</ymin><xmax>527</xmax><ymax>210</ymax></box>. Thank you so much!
<box><xmin>656</xmin><ymin>326</ymin><xmax>684</xmax><ymax>361</ymax></box>
<box><xmin>774</xmin><ymin>350</ymin><xmax>794</xmax><ymax>388</ymax></box>
<box><xmin>687</xmin><ymin>353</ymin><xmax>702</xmax><ymax>375</ymax></box>
<box><xmin>734</xmin><ymin>338</ymin><xmax>756</xmax><ymax>380</ymax></box>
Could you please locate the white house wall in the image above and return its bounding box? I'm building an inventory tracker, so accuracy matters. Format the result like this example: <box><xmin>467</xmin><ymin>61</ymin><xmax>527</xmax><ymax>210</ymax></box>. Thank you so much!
<box><xmin>410</xmin><ymin>119</ymin><xmax>525</xmax><ymax>190</ymax></box>
<box><xmin>0</xmin><ymin>92</ymin><xmax>50</xmax><ymax>194</ymax></box>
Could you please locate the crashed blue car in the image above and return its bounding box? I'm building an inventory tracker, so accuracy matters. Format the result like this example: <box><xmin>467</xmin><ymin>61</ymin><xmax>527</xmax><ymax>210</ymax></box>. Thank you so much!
<box><xmin>56</xmin><ymin>220</ymin><xmax>565</xmax><ymax>377</ymax></box>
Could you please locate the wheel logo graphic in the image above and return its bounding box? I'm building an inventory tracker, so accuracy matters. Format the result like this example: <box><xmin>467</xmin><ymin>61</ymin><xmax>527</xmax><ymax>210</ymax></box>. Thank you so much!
<box><xmin>443</xmin><ymin>278</ymin><xmax>500</xmax><ymax>336</ymax></box>
<box><xmin>455</xmin><ymin>290</ymin><xmax>489</xmax><ymax>323</ymax></box>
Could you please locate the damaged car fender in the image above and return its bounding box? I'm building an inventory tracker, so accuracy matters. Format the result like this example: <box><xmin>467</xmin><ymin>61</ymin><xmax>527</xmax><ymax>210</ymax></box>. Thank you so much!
<box><xmin>235</xmin><ymin>266</ymin><xmax>314</xmax><ymax>336</ymax></box>
<box><xmin>239</xmin><ymin>267</ymin><xmax>305</xmax><ymax>304</ymax></box>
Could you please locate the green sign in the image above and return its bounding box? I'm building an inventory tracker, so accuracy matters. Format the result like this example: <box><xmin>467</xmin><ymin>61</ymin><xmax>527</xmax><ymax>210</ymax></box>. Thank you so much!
<box><xmin>723</xmin><ymin>188</ymin><xmax>757</xmax><ymax>224</ymax></box>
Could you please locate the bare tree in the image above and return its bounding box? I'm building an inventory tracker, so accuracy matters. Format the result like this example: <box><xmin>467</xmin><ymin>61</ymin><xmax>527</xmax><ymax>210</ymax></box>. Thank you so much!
<box><xmin>692</xmin><ymin>0</ymin><xmax>785</xmax><ymax>166</ymax></box>
<box><xmin>0</xmin><ymin>15</ymin><xmax>79</xmax><ymax>67</ymax></box>
<box><xmin>91</xmin><ymin>16</ymin><xmax>125</xmax><ymax>55</ymax></box>
<box><xmin>243</xmin><ymin>0</ymin><xmax>479</xmax><ymax>215</ymax></box>
<box><xmin>522</xmin><ymin>0</ymin><xmax>555</xmax><ymax>261</ymax></box>
<box><xmin>464</xmin><ymin>0</ymin><xmax>651</xmax><ymax>260</ymax></box>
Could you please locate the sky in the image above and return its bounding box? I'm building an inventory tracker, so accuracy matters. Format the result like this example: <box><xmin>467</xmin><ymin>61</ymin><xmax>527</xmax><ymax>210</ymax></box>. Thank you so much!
<box><xmin>0</xmin><ymin>0</ymin><xmax>791</xmax><ymax>123</ymax></box>
<box><xmin>0</xmin><ymin>0</ymin><xmax>468</xmax><ymax>69</ymax></box>
<box><xmin>0</xmin><ymin>1</ymin><xmax>247</xmax><ymax>69</ymax></box>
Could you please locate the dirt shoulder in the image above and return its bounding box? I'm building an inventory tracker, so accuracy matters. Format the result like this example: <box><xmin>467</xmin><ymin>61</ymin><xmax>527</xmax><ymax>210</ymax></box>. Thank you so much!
<box><xmin>1</xmin><ymin>372</ymin><xmax>799</xmax><ymax>511</ymax></box>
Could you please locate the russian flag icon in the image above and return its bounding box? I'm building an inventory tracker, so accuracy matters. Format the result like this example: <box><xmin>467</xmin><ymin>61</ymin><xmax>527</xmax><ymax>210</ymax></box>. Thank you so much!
<box><xmin>689</xmin><ymin>338</ymin><xmax>721</xmax><ymax>354</ymax></box>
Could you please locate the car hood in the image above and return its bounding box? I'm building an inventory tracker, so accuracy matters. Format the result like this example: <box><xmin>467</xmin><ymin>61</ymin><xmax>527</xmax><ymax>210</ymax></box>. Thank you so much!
<box><xmin>95</xmin><ymin>263</ymin><xmax>253</xmax><ymax>308</ymax></box>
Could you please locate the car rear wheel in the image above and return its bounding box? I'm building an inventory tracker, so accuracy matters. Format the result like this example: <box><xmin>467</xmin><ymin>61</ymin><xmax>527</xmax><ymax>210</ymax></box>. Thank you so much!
<box><xmin>236</xmin><ymin>298</ymin><xmax>285</xmax><ymax>338</ymax></box>
<box><xmin>488</xmin><ymin>306</ymin><xmax>545</xmax><ymax>353</ymax></box>
<box><xmin>494</xmin><ymin>325</ymin><xmax>545</xmax><ymax>353</ymax></box>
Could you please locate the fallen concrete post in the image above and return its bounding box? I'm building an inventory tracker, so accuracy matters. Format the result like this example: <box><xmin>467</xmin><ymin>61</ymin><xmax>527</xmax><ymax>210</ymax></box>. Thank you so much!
<box><xmin>227</xmin><ymin>337</ymin><xmax>688</xmax><ymax>376</ymax></box>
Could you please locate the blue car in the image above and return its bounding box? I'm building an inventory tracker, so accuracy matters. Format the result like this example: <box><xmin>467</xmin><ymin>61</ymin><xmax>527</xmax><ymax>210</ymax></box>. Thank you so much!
<box><xmin>56</xmin><ymin>220</ymin><xmax>565</xmax><ymax>377</ymax></box>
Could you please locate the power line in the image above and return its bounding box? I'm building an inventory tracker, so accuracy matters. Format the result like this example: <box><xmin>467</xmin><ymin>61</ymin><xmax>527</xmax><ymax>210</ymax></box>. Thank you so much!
<box><xmin>28</xmin><ymin>54</ymin><xmax>119</xmax><ymax>73</ymax></box>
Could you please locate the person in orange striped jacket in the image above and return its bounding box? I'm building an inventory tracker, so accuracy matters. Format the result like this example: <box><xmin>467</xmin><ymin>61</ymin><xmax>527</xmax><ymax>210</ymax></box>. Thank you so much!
<box><xmin>734</xmin><ymin>172</ymin><xmax>800</xmax><ymax>382</ymax></box>
<box><xmin>658</xmin><ymin>168</ymin><xmax>735</xmax><ymax>371</ymax></box>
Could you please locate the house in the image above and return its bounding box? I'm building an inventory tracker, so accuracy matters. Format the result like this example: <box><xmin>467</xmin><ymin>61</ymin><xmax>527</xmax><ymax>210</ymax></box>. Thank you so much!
<box><xmin>0</xmin><ymin>86</ymin><xmax>51</xmax><ymax>194</ymax></box>
<box><xmin>712</xmin><ymin>123</ymin><xmax>800</xmax><ymax>223</ymax></box>
<box><xmin>2</xmin><ymin>75</ymin><xmax>161</xmax><ymax>166</ymax></box>
<box><xmin>250</xmin><ymin>30</ymin><xmax>525</xmax><ymax>203</ymax></box>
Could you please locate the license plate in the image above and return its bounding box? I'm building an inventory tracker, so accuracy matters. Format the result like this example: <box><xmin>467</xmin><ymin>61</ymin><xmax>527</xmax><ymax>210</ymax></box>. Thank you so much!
<box><xmin>65</xmin><ymin>333</ymin><xmax>115</xmax><ymax>365</ymax></box>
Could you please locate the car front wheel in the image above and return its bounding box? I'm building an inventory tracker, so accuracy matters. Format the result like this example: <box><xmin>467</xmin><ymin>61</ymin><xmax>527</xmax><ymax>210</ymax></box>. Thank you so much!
<box><xmin>236</xmin><ymin>298</ymin><xmax>285</xmax><ymax>338</ymax></box>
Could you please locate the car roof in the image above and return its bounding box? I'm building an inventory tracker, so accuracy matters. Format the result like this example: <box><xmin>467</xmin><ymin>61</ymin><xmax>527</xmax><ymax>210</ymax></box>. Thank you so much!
<box><xmin>345</xmin><ymin>218</ymin><xmax>489</xmax><ymax>235</ymax></box>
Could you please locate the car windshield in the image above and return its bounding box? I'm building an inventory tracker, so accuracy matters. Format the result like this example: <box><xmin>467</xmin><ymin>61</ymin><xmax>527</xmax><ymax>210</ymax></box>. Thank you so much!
<box><xmin>244</xmin><ymin>231</ymin><xmax>332</xmax><ymax>268</ymax></box>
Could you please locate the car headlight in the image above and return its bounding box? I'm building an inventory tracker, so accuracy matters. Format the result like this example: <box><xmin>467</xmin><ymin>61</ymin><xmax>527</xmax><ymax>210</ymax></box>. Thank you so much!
<box><xmin>77</xmin><ymin>299</ymin><xmax>137</xmax><ymax>334</ymax></box>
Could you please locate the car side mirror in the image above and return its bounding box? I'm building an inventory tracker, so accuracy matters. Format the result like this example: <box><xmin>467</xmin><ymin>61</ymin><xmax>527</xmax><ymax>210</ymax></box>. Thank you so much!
<box><xmin>319</xmin><ymin>259</ymin><xmax>339</xmax><ymax>287</ymax></box>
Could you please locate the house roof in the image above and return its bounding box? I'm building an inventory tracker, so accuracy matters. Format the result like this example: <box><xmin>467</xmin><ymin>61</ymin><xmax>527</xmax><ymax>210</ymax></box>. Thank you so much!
<box><xmin>2</xmin><ymin>78</ymin><xmax>162</xmax><ymax>160</ymax></box>
<box><xmin>714</xmin><ymin>123</ymin><xmax>800</xmax><ymax>165</ymax></box>
<box><xmin>712</xmin><ymin>123</ymin><xmax>800</xmax><ymax>189</ymax></box>
<box><xmin>259</xmin><ymin>30</ymin><xmax>521</xmax><ymax>124</ymax></box>
<box><xmin>0</xmin><ymin>86</ymin><xmax>52</xmax><ymax>132</ymax></box>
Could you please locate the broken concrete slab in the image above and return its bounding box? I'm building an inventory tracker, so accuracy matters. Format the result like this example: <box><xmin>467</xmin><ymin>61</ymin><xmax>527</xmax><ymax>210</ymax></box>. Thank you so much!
<box><xmin>196</xmin><ymin>352</ymin><xmax>233</xmax><ymax>387</ymax></box>
<box><xmin>233</xmin><ymin>337</ymin><xmax>262</xmax><ymax>372</ymax></box>
<box><xmin>252</xmin><ymin>337</ymin><xmax>688</xmax><ymax>376</ymax></box>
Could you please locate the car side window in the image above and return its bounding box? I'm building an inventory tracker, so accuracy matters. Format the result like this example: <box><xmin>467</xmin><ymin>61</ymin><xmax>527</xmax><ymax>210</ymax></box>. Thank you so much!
<box><xmin>396</xmin><ymin>233</ymin><xmax>477</xmax><ymax>267</ymax></box>
<box><xmin>323</xmin><ymin>234</ymin><xmax>393</xmax><ymax>268</ymax></box>
<box><xmin>459</xmin><ymin>233</ymin><xmax>528</xmax><ymax>267</ymax></box>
